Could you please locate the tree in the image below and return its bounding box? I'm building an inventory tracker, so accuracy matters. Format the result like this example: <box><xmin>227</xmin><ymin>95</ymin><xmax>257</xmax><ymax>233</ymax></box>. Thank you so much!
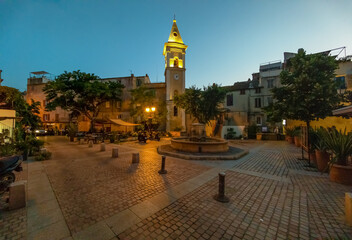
<box><xmin>174</xmin><ymin>84</ymin><xmax>227</xmax><ymax>124</ymax></box>
<box><xmin>0</xmin><ymin>86</ymin><xmax>41</xmax><ymax>133</ymax></box>
<box><xmin>43</xmin><ymin>70</ymin><xmax>124</xmax><ymax>132</ymax></box>
<box><xmin>268</xmin><ymin>48</ymin><xmax>341</xmax><ymax>164</ymax></box>
<box><xmin>129</xmin><ymin>86</ymin><xmax>167</xmax><ymax>130</ymax></box>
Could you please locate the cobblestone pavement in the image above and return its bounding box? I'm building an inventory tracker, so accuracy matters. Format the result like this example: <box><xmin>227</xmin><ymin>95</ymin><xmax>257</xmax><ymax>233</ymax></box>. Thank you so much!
<box><xmin>43</xmin><ymin>137</ymin><xmax>210</xmax><ymax>233</ymax></box>
<box><xmin>2</xmin><ymin>138</ymin><xmax>352</xmax><ymax>240</ymax></box>
<box><xmin>0</xmin><ymin>160</ymin><xmax>27</xmax><ymax>240</ymax></box>
<box><xmin>119</xmin><ymin>141</ymin><xmax>352</xmax><ymax>240</ymax></box>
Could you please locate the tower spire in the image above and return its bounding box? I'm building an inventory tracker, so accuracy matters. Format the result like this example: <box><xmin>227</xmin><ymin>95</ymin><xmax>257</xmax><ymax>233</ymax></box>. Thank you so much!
<box><xmin>168</xmin><ymin>18</ymin><xmax>183</xmax><ymax>44</ymax></box>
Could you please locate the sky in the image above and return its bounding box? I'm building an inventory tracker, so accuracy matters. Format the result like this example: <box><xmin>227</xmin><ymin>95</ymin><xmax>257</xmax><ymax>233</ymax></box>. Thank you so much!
<box><xmin>1</xmin><ymin>0</ymin><xmax>352</xmax><ymax>91</ymax></box>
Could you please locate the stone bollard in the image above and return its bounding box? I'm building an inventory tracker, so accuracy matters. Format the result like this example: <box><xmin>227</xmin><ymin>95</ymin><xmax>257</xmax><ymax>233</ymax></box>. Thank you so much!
<box><xmin>100</xmin><ymin>143</ymin><xmax>106</xmax><ymax>152</ymax></box>
<box><xmin>132</xmin><ymin>153</ymin><xmax>140</xmax><ymax>163</ymax></box>
<box><xmin>88</xmin><ymin>140</ymin><xmax>93</xmax><ymax>148</ymax></box>
<box><xmin>346</xmin><ymin>193</ymin><xmax>352</xmax><ymax>226</ymax></box>
<box><xmin>112</xmin><ymin>148</ymin><xmax>119</xmax><ymax>158</ymax></box>
<box><xmin>8</xmin><ymin>180</ymin><xmax>27</xmax><ymax>210</ymax></box>
<box><xmin>158</xmin><ymin>156</ymin><xmax>167</xmax><ymax>174</ymax></box>
<box><xmin>213</xmin><ymin>172</ymin><xmax>229</xmax><ymax>203</ymax></box>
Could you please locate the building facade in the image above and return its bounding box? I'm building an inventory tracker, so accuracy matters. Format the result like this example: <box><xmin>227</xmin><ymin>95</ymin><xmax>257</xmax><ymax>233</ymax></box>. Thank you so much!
<box><xmin>221</xmin><ymin>50</ymin><xmax>351</xmax><ymax>138</ymax></box>
<box><xmin>25</xmin><ymin>19</ymin><xmax>187</xmax><ymax>133</ymax></box>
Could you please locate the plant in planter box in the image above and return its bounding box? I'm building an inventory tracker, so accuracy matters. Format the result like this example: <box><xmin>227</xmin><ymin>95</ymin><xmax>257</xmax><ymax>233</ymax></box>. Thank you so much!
<box><xmin>322</xmin><ymin>128</ymin><xmax>352</xmax><ymax>185</ymax></box>
<box><xmin>293</xmin><ymin>127</ymin><xmax>301</xmax><ymax>147</ymax></box>
<box><xmin>284</xmin><ymin>127</ymin><xmax>297</xmax><ymax>144</ymax></box>
<box><xmin>308</xmin><ymin>128</ymin><xmax>318</xmax><ymax>165</ymax></box>
<box><xmin>314</xmin><ymin>127</ymin><xmax>330</xmax><ymax>173</ymax></box>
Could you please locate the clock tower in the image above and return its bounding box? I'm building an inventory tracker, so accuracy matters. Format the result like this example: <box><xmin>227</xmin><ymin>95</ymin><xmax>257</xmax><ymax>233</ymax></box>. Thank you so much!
<box><xmin>163</xmin><ymin>19</ymin><xmax>187</xmax><ymax>131</ymax></box>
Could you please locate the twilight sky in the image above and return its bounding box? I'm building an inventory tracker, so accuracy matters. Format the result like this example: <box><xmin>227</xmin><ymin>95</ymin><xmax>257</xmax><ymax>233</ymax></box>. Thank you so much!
<box><xmin>1</xmin><ymin>0</ymin><xmax>352</xmax><ymax>91</ymax></box>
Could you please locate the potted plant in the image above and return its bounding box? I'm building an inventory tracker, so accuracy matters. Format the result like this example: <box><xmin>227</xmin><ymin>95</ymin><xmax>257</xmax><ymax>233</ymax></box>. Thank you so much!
<box><xmin>16</xmin><ymin>140</ymin><xmax>30</xmax><ymax>161</ymax></box>
<box><xmin>323</xmin><ymin>128</ymin><xmax>352</xmax><ymax>185</ymax></box>
<box><xmin>293</xmin><ymin>127</ymin><xmax>301</xmax><ymax>147</ymax></box>
<box><xmin>308</xmin><ymin>128</ymin><xmax>318</xmax><ymax>165</ymax></box>
<box><xmin>67</xmin><ymin>123</ymin><xmax>78</xmax><ymax>142</ymax></box>
<box><xmin>284</xmin><ymin>127</ymin><xmax>296</xmax><ymax>144</ymax></box>
<box><xmin>314</xmin><ymin>127</ymin><xmax>330</xmax><ymax>173</ymax></box>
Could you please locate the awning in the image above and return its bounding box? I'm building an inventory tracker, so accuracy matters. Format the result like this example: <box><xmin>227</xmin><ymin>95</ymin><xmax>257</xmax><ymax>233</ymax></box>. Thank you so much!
<box><xmin>333</xmin><ymin>105</ymin><xmax>352</xmax><ymax>117</ymax></box>
<box><xmin>108</xmin><ymin>119</ymin><xmax>140</xmax><ymax>126</ymax></box>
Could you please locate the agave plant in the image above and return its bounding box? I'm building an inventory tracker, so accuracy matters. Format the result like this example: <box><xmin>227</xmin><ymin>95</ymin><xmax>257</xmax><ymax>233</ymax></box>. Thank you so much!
<box><xmin>314</xmin><ymin>127</ymin><xmax>328</xmax><ymax>151</ymax></box>
<box><xmin>322</xmin><ymin>128</ymin><xmax>352</xmax><ymax>166</ymax></box>
<box><xmin>285</xmin><ymin>127</ymin><xmax>298</xmax><ymax>137</ymax></box>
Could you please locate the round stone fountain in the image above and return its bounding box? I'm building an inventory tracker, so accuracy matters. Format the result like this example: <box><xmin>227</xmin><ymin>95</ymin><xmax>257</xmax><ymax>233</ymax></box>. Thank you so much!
<box><xmin>158</xmin><ymin>123</ymin><xmax>247</xmax><ymax>160</ymax></box>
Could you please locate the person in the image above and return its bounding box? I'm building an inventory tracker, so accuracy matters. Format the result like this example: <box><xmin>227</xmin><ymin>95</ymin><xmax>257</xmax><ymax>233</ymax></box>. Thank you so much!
<box><xmin>274</xmin><ymin>126</ymin><xmax>280</xmax><ymax>140</ymax></box>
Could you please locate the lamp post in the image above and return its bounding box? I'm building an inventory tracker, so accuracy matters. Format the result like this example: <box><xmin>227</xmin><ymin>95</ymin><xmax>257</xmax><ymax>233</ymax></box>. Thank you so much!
<box><xmin>145</xmin><ymin>106</ymin><xmax>156</xmax><ymax>135</ymax></box>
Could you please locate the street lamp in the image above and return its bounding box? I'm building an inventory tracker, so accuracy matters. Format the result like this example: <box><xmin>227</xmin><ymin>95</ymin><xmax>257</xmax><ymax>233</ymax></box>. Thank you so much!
<box><xmin>145</xmin><ymin>107</ymin><xmax>156</xmax><ymax>113</ymax></box>
<box><xmin>145</xmin><ymin>106</ymin><xmax>156</xmax><ymax>134</ymax></box>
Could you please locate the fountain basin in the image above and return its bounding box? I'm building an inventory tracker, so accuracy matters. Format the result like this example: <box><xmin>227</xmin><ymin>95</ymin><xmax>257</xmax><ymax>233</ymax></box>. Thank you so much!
<box><xmin>171</xmin><ymin>137</ymin><xmax>229</xmax><ymax>153</ymax></box>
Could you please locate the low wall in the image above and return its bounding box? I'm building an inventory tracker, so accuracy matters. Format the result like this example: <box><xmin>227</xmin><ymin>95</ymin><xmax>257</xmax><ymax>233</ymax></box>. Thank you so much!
<box><xmin>171</xmin><ymin>137</ymin><xmax>229</xmax><ymax>153</ymax></box>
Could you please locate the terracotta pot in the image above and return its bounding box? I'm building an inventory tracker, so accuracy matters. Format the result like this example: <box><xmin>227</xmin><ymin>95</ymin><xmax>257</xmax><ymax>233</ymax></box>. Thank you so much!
<box><xmin>256</xmin><ymin>133</ymin><xmax>263</xmax><ymax>141</ymax></box>
<box><xmin>294</xmin><ymin>136</ymin><xmax>301</xmax><ymax>147</ymax></box>
<box><xmin>330</xmin><ymin>164</ymin><xmax>352</xmax><ymax>185</ymax></box>
<box><xmin>309</xmin><ymin>152</ymin><xmax>317</xmax><ymax>166</ymax></box>
<box><xmin>315</xmin><ymin>150</ymin><xmax>329</xmax><ymax>173</ymax></box>
<box><xmin>287</xmin><ymin>136</ymin><xmax>294</xmax><ymax>144</ymax></box>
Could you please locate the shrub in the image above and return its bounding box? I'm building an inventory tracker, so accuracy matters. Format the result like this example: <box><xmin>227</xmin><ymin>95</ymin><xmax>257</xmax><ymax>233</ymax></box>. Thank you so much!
<box><xmin>35</xmin><ymin>151</ymin><xmax>52</xmax><ymax>161</ymax></box>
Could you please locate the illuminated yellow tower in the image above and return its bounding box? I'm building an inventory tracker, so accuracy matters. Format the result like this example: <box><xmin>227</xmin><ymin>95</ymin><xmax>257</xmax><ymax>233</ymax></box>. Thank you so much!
<box><xmin>163</xmin><ymin>19</ymin><xmax>188</xmax><ymax>131</ymax></box>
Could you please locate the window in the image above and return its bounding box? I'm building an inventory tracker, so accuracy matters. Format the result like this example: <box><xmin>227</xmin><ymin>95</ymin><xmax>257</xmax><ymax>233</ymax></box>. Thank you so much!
<box><xmin>174</xmin><ymin>106</ymin><xmax>178</xmax><ymax>116</ymax></box>
<box><xmin>55</xmin><ymin>114</ymin><xmax>59</xmax><ymax>122</ymax></box>
<box><xmin>255</xmin><ymin>98</ymin><xmax>261</xmax><ymax>108</ymax></box>
<box><xmin>256</xmin><ymin>116</ymin><xmax>262</xmax><ymax>125</ymax></box>
<box><xmin>174</xmin><ymin>58</ymin><xmax>179</xmax><ymax>68</ymax></box>
<box><xmin>43</xmin><ymin>114</ymin><xmax>50</xmax><ymax>121</ymax></box>
<box><xmin>335</xmin><ymin>75</ymin><xmax>346</xmax><ymax>90</ymax></box>
<box><xmin>43</xmin><ymin>100</ymin><xmax>48</xmax><ymax>107</ymax></box>
<box><xmin>226</xmin><ymin>94</ymin><xmax>233</xmax><ymax>106</ymax></box>
<box><xmin>106</xmin><ymin>101</ymin><xmax>110</xmax><ymax>108</ymax></box>
<box><xmin>136</xmin><ymin>79</ymin><xmax>142</xmax><ymax>86</ymax></box>
<box><xmin>255</xmin><ymin>88</ymin><xmax>261</xmax><ymax>94</ymax></box>
<box><xmin>240</xmin><ymin>89</ymin><xmax>245</xmax><ymax>95</ymax></box>
<box><xmin>116</xmin><ymin>101</ymin><xmax>121</xmax><ymax>108</ymax></box>
<box><xmin>267</xmin><ymin>79</ymin><xmax>274</xmax><ymax>88</ymax></box>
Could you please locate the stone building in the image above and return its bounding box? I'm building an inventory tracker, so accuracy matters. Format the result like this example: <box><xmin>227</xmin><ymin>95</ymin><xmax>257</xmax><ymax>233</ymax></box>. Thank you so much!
<box><xmin>25</xmin><ymin>19</ymin><xmax>187</xmax><ymax>132</ymax></box>
<box><xmin>26</xmin><ymin>71</ymin><xmax>71</xmax><ymax>131</ymax></box>
<box><xmin>221</xmin><ymin>49</ymin><xmax>351</xmax><ymax>138</ymax></box>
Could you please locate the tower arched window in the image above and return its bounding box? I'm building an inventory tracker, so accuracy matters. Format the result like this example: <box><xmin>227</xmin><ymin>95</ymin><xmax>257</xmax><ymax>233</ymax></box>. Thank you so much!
<box><xmin>174</xmin><ymin>106</ymin><xmax>178</xmax><ymax>117</ymax></box>
<box><xmin>174</xmin><ymin>58</ymin><xmax>179</xmax><ymax>68</ymax></box>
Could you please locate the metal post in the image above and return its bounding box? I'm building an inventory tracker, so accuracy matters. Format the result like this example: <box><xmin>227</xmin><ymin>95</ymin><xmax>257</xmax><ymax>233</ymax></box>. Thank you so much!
<box><xmin>213</xmin><ymin>172</ymin><xmax>229</xmax><ymax>203</ymax></box>
<box><xmin>158</xmin><ymin>156</ymin><xmax>167</xmax><ymax>174</ymax></box>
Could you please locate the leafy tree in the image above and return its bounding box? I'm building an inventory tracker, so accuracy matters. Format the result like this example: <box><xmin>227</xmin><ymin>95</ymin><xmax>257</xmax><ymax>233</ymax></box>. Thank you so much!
<box><xmin>174</xmin><ymin>84</ymin><xmax>227</xmax><ymax>124</ymax></box>
<box><xmin>130</xmin><ymin>86</ymin><xmax>167</xmax><ymax>130</ymax></box>
<box><xmin>0</xmin><ymin>86</ymin><xmax>41</xmax><ymax>134</ymax></box>
<box><xmin>43</xmin><ymin>70</ymin><xmax>124</xmax><ymax>132</ymax></box>
<box><xmin>268</xmin><ymin>48</ymin><xmax>341</xmax><ymax>164</ymax></box>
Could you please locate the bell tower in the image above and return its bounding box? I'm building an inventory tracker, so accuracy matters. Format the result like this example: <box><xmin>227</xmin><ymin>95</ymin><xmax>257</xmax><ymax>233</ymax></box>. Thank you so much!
<box><xmin>163</xmin><ymin>19</ymin><xmax>187</xmax><ymax>131</ymax></box>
